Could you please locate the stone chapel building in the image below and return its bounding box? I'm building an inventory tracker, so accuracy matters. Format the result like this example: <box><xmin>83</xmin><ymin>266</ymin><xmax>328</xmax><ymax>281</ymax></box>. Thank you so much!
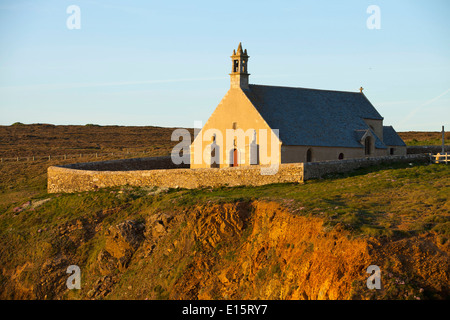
<box><xmin>190</xmin><ymin>43</ymin><xmax>406</xmax><ymax>169</ymax></box>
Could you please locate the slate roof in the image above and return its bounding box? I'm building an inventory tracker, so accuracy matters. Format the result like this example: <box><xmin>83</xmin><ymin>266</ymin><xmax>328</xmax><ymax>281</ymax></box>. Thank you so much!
<box><xmin>243</xmin><ymin>84</ymin><xmax>389</xmax><ymax>148</ymax></box>
<box><xmin>383</xmin><ymin>126</ymin><xmax>406</xmax><ymax>146</ymax></box>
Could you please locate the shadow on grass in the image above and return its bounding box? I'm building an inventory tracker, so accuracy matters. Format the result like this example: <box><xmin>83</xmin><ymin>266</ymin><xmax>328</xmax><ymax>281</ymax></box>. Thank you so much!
<box><xmin>318</xmin><ymin>160</ymin><xmax>429</xmax><ymax>181</ymax></box>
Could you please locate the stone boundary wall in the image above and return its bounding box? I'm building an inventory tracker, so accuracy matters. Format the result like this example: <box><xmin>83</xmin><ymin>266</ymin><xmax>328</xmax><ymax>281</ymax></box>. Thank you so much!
<box><xmin>47</xmin><ymin>154</ymin><xmax>430</xmax><ymax>194</ymax></box>
<box><xmin>304</xmin><ymin>154</ymin><xmax>429</xmax><ymax>180</ymax></box>
<box><xmin>47</xmin><ymin>162</ymin><xmax>304</xmax><ymax>193</ymax></box>
<box><xmin>407</xmin><ymin>145</ymin><xmax>449</xmax><ymax>155</ymax></box>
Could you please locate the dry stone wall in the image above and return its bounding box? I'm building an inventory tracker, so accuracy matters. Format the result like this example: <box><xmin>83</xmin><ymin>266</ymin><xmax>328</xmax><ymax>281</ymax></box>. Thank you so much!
<box><xmin>47</xmin><ymin>161</ymin><xmax>304</xmax><ymax>193</ymax></box>
<box><xmin>304</xmin><ymin>154</ymin><xmax>428</xmax><ymax>180</ymax></box>
<box><xmin>47</xmin><ymin>154</ymin><xmax>429</xmax><ymax>194</ymax></box>
<box><xmin>407</xmin><ymin>145</ymin><xmax>449</xmax><ymax>155</ymax></box>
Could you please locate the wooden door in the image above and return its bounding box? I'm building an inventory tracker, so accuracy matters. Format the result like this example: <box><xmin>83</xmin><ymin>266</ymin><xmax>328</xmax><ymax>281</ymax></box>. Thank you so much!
<box><xmin>233</xmin><ymin>148</ymin><xmax>238</xmax><ymax>167</ymax></box>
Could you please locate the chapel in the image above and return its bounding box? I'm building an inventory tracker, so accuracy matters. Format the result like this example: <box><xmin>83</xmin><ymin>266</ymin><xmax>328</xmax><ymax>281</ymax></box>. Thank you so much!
<box><xmin>190</xmin><ymin>43</ymin><xmax>406</xmax><ymax>168</ymax></box>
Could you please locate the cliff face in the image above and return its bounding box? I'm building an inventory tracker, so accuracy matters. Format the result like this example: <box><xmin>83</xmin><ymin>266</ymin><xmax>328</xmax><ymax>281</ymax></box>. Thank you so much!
<box><xmin>2</xmin><ymin>200</ymin><xmax>449</xmax><ymax>300</ymax></box>
<box><xmin>148</xmin><ymin>201</ymin><xmax>448</xmax><ymax>300</ymax></box>
<box><xmin>168</xmin><ymin>201</ymin><xmax>372</xmax><ymax>300</ymax></box>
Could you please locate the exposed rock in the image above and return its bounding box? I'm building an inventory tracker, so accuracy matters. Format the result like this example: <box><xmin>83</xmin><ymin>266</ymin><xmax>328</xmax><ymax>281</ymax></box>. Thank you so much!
<box><xmin>105</xmin><ymin>219</ymin><xmax>145</xmax><ymax>252</ymax></box>
<box><xmin>36</xmin><ymin>255</ymin><xmax>70</xmax><ymax>299</ymax></box>
<box><xmin>147</xmin><ymin>186</ymin><xmax>169</xmax><ymax>196</ymax></box>
<box><xmin>97</xmin><ymin>220</ymin><xmax>145</xmax><ymax>274</ymax></box>
<box><xmin>12</xmin><ymin>199</ymin><xmax>52</xmax><ymax>214</ymax></box>
<box><xmin>12</xmin><ymin>201</ymin><xmax>31</xmax><ymax>214</ymax></box>
<box><xmin>5</xmin><ymin>262</ymin><xmax>36</xmax><ymax>299</ymax></box>
<box><xmin>87</xmin><ymin>275</ymin><xmax>117</xmax><ymax>299</ymax></box>
<box><xmin>191</xmin><ymin>202</ymin><xmax>249</xmax><ymax>249</ymax></box>
<box><xmin>12</xmin><ymin>207</ymin><xmax>23</xmax><ymax>214</ymax></box>
<box><xmin>97</xmin><ymin>250</ymin><xmax>118</xmax><ymax>276</ymax></box>
<box><xmin>146</xmin><ymin>213</ymin><xmax>173</xmax><ymax>239</ymax></box>
<box><xmin>30</xmin><ymin>198</ymin><xmax>52</xmax><ymax>210</ymax></box>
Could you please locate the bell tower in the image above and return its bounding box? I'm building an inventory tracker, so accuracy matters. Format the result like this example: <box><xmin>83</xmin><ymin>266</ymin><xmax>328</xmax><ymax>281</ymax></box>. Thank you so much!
<box><xmin>230</xmin><ymin>42</ymin><xmax>250</xmax><ymax>89</ymax></box>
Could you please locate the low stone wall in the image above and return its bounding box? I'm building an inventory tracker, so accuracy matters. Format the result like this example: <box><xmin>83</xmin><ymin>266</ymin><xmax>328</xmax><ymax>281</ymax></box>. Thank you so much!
<box><xmin>47</xmin><ymin>154</ymin><xmax>431</xmax><ymax>194</ymax></box>
<box><xmin>47</xmin><ymin>162</ymin><xmax>304</xmax><ymax>193</ymax></box>
<box><xmin>304</xmin><ymin>154</ymin><xmax>429</xmax><ymax>180</ymax></box>
<box><xmin>407</xmin><ymin>145</ymin><xmax>449</xmax><ymax>155</ymax></box>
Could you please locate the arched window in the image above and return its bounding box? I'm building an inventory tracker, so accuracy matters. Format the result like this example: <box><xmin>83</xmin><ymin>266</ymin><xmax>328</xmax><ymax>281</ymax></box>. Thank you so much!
<box><xmin>209</xmin><ymin>134</ymin><xmax>219</xmax><ymax>168</ymax></box>
<box><xmin>338</xmin><ymin>153</ymin><xmax>344</xmax><ymax>160</ymax></box>
<box><xmin>233</xmin><ymin>60</ymin><xmax>239</xmax><ymax>73</ymax></box>
<box><xmin>364</xmin><ymin>137</ymin><xmax>372</xmax><ymax>155</ymax></box>
<box><xmin>211</xmin><ymin>146</ymin><xmax>219</xmax><ymax>168</ymax></box>
<box><xmin>306</xmin><ymin>148</ymin><xmax>312</xmax><ymax>163</ymax></box>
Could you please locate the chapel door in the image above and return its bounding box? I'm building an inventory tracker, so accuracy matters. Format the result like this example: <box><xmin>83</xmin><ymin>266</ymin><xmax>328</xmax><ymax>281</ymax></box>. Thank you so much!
<box><xmin>233</xmin><ymin>148</ymin><xmax>238</xmax><ymax>167</ymax></box>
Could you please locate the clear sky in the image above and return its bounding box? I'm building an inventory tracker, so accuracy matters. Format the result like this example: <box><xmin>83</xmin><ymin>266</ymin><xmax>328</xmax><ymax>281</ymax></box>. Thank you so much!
<box><xmin>0</xmin><ymin>0</ymin><xmax>449</xmax><ymax>131</ymax></box>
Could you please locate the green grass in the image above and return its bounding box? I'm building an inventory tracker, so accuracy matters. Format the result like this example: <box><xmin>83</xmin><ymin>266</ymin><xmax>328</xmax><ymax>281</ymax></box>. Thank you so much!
<box><xmin>406</xmin><ymin>138</ymin><xmax>450</xmax><ymax>146</ymax></box>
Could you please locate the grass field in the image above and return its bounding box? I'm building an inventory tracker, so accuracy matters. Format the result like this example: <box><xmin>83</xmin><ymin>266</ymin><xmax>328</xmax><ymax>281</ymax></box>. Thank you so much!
<box><xmin>0</xmin><ymin>123</ymin><xmax>193</xmax><ymax>158</ymax></box>
<box><xmin>398</xmin><ymin>131</ymin><xmax>449</xmax><ymax>146</ymax></box>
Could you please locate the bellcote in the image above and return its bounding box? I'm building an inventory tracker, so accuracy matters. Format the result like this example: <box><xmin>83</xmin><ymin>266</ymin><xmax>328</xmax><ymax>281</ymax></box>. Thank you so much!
<box><xmin>230</xmin><ymin>42</ymin><xmax>250</xmax><ymax>89</ymax></box>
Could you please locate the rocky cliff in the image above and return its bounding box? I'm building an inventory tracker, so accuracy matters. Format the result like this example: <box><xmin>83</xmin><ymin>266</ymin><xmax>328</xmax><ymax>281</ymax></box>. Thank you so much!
<box><xmin>2</xmin><ymin>200</ymin><xmax>448</xmax><ymax>300</ymax></box>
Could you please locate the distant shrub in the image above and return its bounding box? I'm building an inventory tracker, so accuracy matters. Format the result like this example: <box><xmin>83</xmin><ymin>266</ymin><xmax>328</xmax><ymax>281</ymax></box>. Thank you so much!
<box><xmin>11</xmin><ymin>122</ymin><xmax>25</xmax><ymax>126</ymax></box>
<box><xmin>85</xmin><ymin>123</ymin><xmax>100</xmax><ymax>127</ymax></box>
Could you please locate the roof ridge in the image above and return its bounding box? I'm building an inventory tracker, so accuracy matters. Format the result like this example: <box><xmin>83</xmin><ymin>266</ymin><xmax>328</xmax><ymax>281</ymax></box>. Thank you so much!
<box><xmin>249</xmin><ymin>83</ymin><xmax>361</xmax><ymax>94</ymax></box>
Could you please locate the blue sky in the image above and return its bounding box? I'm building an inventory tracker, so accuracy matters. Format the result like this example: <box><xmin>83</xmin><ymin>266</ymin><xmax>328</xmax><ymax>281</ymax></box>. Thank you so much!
<box><xmin>0</xmin><ymin>0</ymin><xmax>449</xmax><ymax>131</ymax></box>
